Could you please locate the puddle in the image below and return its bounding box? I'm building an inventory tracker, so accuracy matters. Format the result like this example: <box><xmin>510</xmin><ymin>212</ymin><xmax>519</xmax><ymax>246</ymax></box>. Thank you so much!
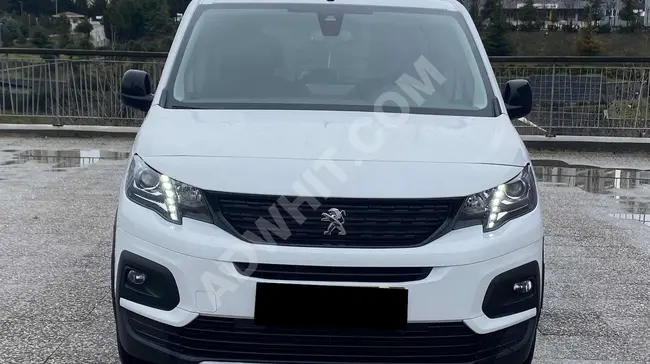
<box><xmin>0</xmin><ymin>149</ymin><xmax>130</xmax><ymax>169</ymax></box>
<box><xmin>533</xmin><ymin>159</ymin><xmax>650</xmax><ymax>225</ymax></box>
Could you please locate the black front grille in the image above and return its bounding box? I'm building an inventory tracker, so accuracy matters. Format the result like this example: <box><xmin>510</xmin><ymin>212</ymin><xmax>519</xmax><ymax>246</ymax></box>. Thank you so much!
<box><xmin>125</xmin><ymin>310</ymin><xmax>533</xmax><ymax>363</ymax></box>
<box><xmin>205</xmin><ymin>191</ymin><xmax>464</xmax><ymax>248</ymax></box>
<box><xmin>233</xmin><ymin>262</ymin><xmax>433</xmax><ymax>282</ymax></box>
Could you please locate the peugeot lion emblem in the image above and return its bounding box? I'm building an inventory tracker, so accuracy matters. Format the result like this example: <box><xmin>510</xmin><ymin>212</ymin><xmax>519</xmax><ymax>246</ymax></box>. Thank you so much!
<box><xmin>321</xmin><ymin>208</ymin><xmax>346</xmax><ymax>235</ymax></box>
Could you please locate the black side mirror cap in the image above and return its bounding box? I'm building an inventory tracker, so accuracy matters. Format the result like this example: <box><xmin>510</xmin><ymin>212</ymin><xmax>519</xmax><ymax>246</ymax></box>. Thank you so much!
<box><xmin>503</xmin><ymin>79</ymin><xmax>532</xmax><ymax>120</ymax></box>
<box><xmin>121</xmin><ymin>69</ymin><xmax>154</xmax><ymax>112</ymax></box>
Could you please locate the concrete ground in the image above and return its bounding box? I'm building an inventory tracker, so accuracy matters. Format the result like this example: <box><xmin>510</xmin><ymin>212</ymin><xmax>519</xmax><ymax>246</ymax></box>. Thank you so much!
<box><xmin>1</xmin><ymin>137</ymin><xmax>649</xmax><ymax>364</ymax></box>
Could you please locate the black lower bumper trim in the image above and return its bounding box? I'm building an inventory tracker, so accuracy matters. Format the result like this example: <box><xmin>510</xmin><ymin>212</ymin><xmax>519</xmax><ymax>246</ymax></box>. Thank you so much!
<box><xmin>116</xmin><ymin>307</ymin><xmax>538</xmax><ymax>364</ymax></box>
<box><xmin>482</xmin><ymin>261</ymin><xmax>541</xmax><ymax>319</ymax></box>
<box><xmin>116</xmin><ymin>251</ymin><xmax>180</xmax><ymax>311</ymax></box>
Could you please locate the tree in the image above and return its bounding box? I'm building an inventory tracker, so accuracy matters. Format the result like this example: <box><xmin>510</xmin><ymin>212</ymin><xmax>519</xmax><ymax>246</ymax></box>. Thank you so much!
<box><xmin>74</xmin><ymin>18</ymin><xmax>94</xmax><ymax>48</ymax></box>
<box><xmin>480</xmin><ymin>0</ymin><xmax>499</xmax><ymax>25</ymax></box>
<box><xmin>146</xmin><ymin>4</ymin><xmax>174</xmax><ymax>36</ymax></box>
<box><xmin>31</xmin><ymin>26</ymin><xmax>51</xmax><ymax>48</ymax></box>
<box><xmin>619</xmin><ymin>0</ymin><xmax>639</xmax><ymax>31</ymax></box>
<box><xmin>17</xmin><ymin>13</ymin><xmax>31</xmax><ymax>39</ymax></box>
<box><xmin>0</xmin><ymin>16</ymin><xmax>20</xmax><ymax>46</ymax></box>
<box><xmin>78</xmin><ymin>37</ymin><xmax>93</xmax><ymax>49</ymax></box>
<box><xmin>519</xmin><ymin>0</ymin><xmax>538</xmax><ymax>31</ymax></box>
<box><xmin>55</xmin><ymin>15</ymin><xmax>72</xmax><ymax>48</ymax></box>
<box><xmin>75</xmin><ymin>18</ymin><xmax>93</xmax><ymax>37</ymax></box>
<box><xmin>55</xmin><ymin>15</ymin><xmax>71</xmax><ymax>35</ymax></box>
<box><xmin>584</xmin><ymin>0</ymin><xmax>603</xmax><ymax>27</ymax></box>
<box><xmin>70</xmin><ymin>0</ymin><xmax>90</xmax><ymax>15</ymax></box>
<box><xmin>58</xmin><ymin>31</ymin><xmax>72</xmax><ymax>48</ymax></box>
<box><xmin>7</xmin><ymin>0</ymin><xmax>54</xmax><ymax>15</ymax></box>
<box><xmin>577</xmin><ymin>14</ymin><xmax>600</xmax><ymax>55</ymax></box>
<box><xmin>104</xmin><ymin>0</ymin><xmax>175</xmax><ymax>50</ymax></box>
<box><xmin>89</xmin><ymin>0</ymin><xmax>108</xmax><ymax>16</ymax></box>
<box><xmin>467</xmin><ymin>0</ymin><xmax>481</xmax><ymax>29</ymax></box>
<box><xmin>483</xmin><ymin>1</ymin><xmax>510</xmax><ymax>56</ymax></box>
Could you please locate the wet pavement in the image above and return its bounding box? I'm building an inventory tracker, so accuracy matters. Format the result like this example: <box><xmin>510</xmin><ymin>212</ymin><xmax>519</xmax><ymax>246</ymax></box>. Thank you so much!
<box><xmin>0</xmin><ymin>149</ymin><xmax>130</xmax><ymax>169</ymax></box>
<box><xmin>0</xmin><ymin>137</ymin><xmax>649</xmax><ymax>363</ymax></box>
<box><xmin>533</xmin><ymin>160</ymin><xmax>650</xmax><ymax>228</ymax></box>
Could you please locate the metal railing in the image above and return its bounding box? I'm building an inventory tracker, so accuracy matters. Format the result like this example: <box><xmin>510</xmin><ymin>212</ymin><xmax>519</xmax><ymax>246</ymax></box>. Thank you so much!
<box><xmin>1</xmin><ymin>48</ymin><xmax>650</xmax><ymax>137</ymax></box>
<box><xmin>492</xmin><ymin>57</ymin><xmax>650</xmax><ymax>137</ymax></box>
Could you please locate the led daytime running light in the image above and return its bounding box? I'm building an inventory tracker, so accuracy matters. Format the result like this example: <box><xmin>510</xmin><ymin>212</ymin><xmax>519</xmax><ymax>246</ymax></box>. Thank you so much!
<box><xmin>159</xmin><ymin>175</ymin><xmax>179</xmax><ymax>221</ymax></box>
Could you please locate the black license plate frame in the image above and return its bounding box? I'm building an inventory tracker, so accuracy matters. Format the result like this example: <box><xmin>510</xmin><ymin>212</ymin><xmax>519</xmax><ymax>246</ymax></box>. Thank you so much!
<box><xmin>254</xmin><ymin>282</ymin><xmax>408</xmax><ymax>330</ymax></box>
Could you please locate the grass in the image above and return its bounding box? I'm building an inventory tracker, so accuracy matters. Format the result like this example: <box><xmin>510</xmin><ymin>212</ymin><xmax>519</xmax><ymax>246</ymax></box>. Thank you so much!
<box><xmin>608</xmin><ymin>99</ymin><xmax>650</xmax><ymax>120</ymax></box>
<box><xmin>508</xmin><ymin>31</ymin><xmax>650</xmax><ymax>57</ymax></box>
<box><xmin>0</xmin><ymin>115</ymin><xmax>55</xmax><ymax>124</ymax></box>
<box><xmin>0</xmin><ymin>53</ymin><xmax>72</xmax><ymax>60</ymax></box>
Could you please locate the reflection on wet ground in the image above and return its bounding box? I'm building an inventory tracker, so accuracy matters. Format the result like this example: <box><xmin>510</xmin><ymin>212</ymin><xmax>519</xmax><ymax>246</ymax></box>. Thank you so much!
<box><xmin>533</xmin><ymin>159</ymin><xmax>650</xmax><ymax>225</ymax></box>
<box><xmin>0</xmin><ymin>149</ymin><xmax>130</xmax><ymax>169</ymax></box>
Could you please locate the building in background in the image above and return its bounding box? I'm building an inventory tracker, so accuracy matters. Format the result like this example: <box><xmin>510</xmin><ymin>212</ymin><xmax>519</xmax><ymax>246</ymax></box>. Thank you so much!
<box><xmin>477</xmin><ymin>0</ymin><xmax>649</xmax><ymax>28</ymax></box>
<box><xmin>52</xmin><ymin>11</ymin><xmax>85</xmax><ymax>30</ymax></box>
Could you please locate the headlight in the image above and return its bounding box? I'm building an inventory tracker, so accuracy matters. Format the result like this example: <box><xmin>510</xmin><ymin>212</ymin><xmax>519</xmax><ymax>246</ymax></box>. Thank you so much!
<box><xmin>125</xmin><ymin>155</ymin><xmax>212</xmax><ymax>224</ymax></box>
<box><xmin>453</xmin><ymin>164</ymin><xmax>537</xmax><ymax>232</ymax></box>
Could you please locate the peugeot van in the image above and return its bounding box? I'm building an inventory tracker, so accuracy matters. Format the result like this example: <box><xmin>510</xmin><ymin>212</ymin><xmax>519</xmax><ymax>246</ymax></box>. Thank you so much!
<box><xmin>112</xmin><ymin>0</ymin><xmax>544</xmax><ymax>363</ymax></box>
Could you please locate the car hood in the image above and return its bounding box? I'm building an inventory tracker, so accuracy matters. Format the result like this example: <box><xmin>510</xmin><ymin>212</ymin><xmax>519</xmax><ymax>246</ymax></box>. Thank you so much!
<box><xmin>133</xmin><ymin>106</ymin><xmax>530</xmax><ymax>198</ymax></box>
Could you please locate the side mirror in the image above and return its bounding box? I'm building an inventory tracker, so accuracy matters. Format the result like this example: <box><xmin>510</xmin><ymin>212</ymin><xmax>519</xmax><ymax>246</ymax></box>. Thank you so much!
<box><xmin>503</xmin><ymin>79</ymin><xmax>532</xmax><ymax>120</ymax></box>
<box><xmin>121</xmin><ymin>69</ymin><xmax>154</xmax><ymax>112</ymax></box>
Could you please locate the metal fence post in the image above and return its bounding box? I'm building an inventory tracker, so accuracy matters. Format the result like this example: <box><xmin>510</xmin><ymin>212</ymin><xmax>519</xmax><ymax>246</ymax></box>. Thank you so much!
<box><xmin>1</xmin><ymin>60</ymin><xmax>5</xmax><ymax>115</ymax></box>
<box><xmin>635</xmin><ymin>68</ymin><xmax>645</xmax><ymax>130</ymax></box>
<box><xmin>547</xmin><ymin>64</ymin><xmax>556</xmax><ymax>137</ymax></box>
<box><xmin>54</xmin><ymin>56</ymin><xmax>62</xmax><ymax>126</ymax></box>
<box><xmin>597</xmin><ymin>68</ymin><xmax>604</xmax><ymax>127</ymax></box>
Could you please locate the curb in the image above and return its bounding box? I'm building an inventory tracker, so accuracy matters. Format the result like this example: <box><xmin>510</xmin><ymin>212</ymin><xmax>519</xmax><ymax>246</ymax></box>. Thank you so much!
<box><xmin>521</xmin><ymin>135</ymin><xmax>650</xmax><ymax>152</ymax></box>
<box><xmin>0</xmin><ymin>124</ymin><xmax>139</xmax><ymax>138</ymax></box>
<box><xmin>2</xmin><ymin>124</ymin><xmax>650</xmax><ymax>152</ymax></box>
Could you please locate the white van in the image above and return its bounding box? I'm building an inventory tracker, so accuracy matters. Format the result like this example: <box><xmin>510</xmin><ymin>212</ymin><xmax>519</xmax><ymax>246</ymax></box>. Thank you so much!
<box><xmin>112</xmin><ymin>0</ymin><xmax>544</xmax><ymax>363</ymax></box>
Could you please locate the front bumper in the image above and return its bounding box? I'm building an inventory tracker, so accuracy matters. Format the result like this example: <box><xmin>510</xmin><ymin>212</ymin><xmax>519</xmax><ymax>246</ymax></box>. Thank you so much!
<box><xmin>115</xmin><ymin>227</ymin><xmax>542</xmax><ymax>326</ymax></box>
<box><xmin>116</xmin><ymin>306</ymin><xmax>538</xmax><ymax>364</ymax></box>
<box><xmin>114</xmin><ymin>237</ymin><xmax>542</xmax><ymax>364</ymax></box>
<box><xmin>114</xmin><ymin>200</ymin><xmax>544</xmax><ymax>364</ymax></box>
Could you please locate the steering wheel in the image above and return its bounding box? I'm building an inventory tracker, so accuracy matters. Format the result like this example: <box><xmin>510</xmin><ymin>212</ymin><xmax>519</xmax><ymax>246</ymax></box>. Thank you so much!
<box><xmin>299</xmin><ymin>68</ymin><xmax>339</xmax><ymax>84</ymax></box>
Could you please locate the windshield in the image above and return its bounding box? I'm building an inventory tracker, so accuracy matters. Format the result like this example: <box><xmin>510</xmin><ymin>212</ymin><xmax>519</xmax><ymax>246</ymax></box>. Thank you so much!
<box><xmin>167</xmin><ymin>3</ymin><xmax>495</xmax><ymax>117</ymax></box>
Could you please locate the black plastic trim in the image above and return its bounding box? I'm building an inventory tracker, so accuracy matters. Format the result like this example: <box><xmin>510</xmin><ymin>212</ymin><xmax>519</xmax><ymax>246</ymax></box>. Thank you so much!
<box><xmin>234</xmin><ymin>262</ymin><xmax>433</xmax><ymax>283</ymax></box>
<box><xmin>482</xmin><ymin>261</ymin><xmax>541</xmax><ymax>319</ymax></box>
<box><xmin>116</xmin><ymin>307</ymin><xmax>539</xmax><ymax>364</ymax></box>
<box><xmin>116</xmin><ymin>251</ymin><xmax>180</xmax><ymax>311</ymax></box>
<box><xmin>159</xmin><ymin>87</ymin><xmax>168</xmax><ymax>106</ymax></box>
<box><xmin>205</xmin><ymin>190</ymin><xmax>465</xmax><ymax>249</ymax></box>
<box><xmin>492</xmin><ymin>96</ymin><xmax>502</xmax><ymax>116</ymax></box>
<box><xmin>111</xmin><ymin>210</ymin><xmax>118</xmax><ymax>313</ymax></box>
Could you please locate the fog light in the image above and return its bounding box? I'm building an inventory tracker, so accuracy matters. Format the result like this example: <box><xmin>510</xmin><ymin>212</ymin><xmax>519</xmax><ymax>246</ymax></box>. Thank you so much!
<box><xmin>127</xmin><ymin>269</ymin><xmax>147</xmax><ymax>285</ymax></box>
<box><xmin>513</xmin><ymin>280</ymin><xmax>533</xmax><ymax>294</ymax></box>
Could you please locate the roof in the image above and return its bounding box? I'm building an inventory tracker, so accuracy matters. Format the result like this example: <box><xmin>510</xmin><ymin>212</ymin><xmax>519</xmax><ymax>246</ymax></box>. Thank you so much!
<box><xmin>53</xmin><ymin>11</ymin><xmax>85</xmax><ymax>18</ymax></box>
<box><xmin>199</xmin><ymin>0</ymin><xmax>459</xmax><ymax>11</ymax></box>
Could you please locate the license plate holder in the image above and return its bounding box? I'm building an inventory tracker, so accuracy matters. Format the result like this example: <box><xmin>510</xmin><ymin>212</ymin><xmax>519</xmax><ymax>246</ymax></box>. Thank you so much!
<box><xmin>254</xmin><ymin>282</ymin><xmax>408</xmax><ymax>330</ymax></box>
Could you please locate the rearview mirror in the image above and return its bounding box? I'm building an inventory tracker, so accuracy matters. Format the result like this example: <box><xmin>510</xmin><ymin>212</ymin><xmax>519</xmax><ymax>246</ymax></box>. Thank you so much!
<box><xmin>503</xmin><ymin>79</ymin><xmax>532</xmax><ymax>120</ymax></box>
<box><xmin>121</xmin><ymin>69</ymin><xmax>154</xmax><ymax>112</ymax></box>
